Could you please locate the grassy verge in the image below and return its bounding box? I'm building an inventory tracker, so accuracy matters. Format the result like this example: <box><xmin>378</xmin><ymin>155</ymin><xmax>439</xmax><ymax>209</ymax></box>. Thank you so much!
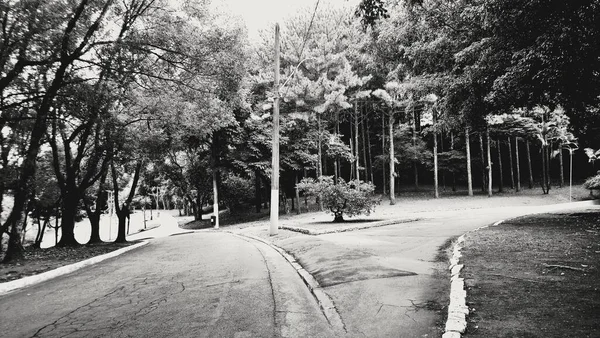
<box><xmin>462</xmin><ymin>209</ymin><xmax>600</xmax><ymax>338</ymax></box>
<box><xmin>0</xmin><ymin>241</ymin><xmax>138</xmax><ymax>283</ymax></box>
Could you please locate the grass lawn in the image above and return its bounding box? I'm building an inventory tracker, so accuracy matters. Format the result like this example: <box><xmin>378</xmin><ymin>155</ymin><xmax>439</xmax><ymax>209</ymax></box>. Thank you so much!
<box><xmin>462</xmin><ymin>209</ymin><xmax>600</xmax><ymax>338</ymax></box>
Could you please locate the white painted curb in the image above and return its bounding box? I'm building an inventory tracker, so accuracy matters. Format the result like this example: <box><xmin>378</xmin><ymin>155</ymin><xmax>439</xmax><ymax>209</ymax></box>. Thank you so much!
<box><xmin>0</xmin><ymin>240</ymin><xmax>149</xmax><ymax>296</ymax></box>
<box><xmin>281</xmin><ymin>217</ymin><xmax>421</xmax><ymax>235</ymax></box>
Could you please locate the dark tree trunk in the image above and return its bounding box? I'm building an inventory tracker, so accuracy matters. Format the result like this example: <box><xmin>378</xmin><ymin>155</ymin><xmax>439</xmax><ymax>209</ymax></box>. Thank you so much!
<box><xmin>497</xmin><ymin>139</ymin><xmax>504</xmax><ymax>193</ymax></box>
<box><xmin>88</xmin><ymin>212</ymin><xmax>101</xmax><ymax>244</ymax></box>
<box><xmin>333</xmin><ymin>213</ymin><xmax>344</xmax><ymax>223</ymax></box>
<box><xmin>115</xmin><ymin>207</ymin><xmax>129</xmax><ymax>243</ymax></box>
<box><xmin>441</xmin><ymin>130</ymin><xmax>446</xmax><ymax>191</ymax></box>
<box><xmin>57</xmin><ymin>191</ymin><xmax>81</xmax><ymax>247</ymax></box>
<box><xmin>526</xmin><ymin>140</ymin><xmax>534</xmax><ymax>189</ymax></box>
<box><xmin>479</xmin><ymin>133</ymin><xmax>486</xmax><ymax>192</ymax></box>
<box><xmin>515</xmin><ymin>137</ymin><xmax>521</xmax><ymax>192</ymax></box>
<box><xmin>486</xmin><ymin>128</ymin><xmax>493</xmax><ymax>197</ymax></box>
<box><xmin>507</xmin><ymin>136</ymin><xmax>515</xmax><ymax>190</ymax></box>
<box><xmin>295</xmin><ymin>172</ymin><xmax>301</xmax><ymax>215</ymax></box>
<box><xmin>413</xmin><ymin>107</ymin><xmax>419</xmax><ymax>190</ymax></box>
<box><xmin>361</xmin><ymin>104</ymin><xmax>368</xmax><ymax>182</ymax></box>
<box><xmin>559</xmin><ymin>146</ymin><xmax>564</xmax><ymax>188</ymax></box>
<box><xmin>541</xmin><ymin>145</ymin><xmax>549</xmax><ymax>194</ymax></box>
<box><xmin>451</xmin><ymin>132</ymin><xmax>456</xmax><ymax>192</ymax></box>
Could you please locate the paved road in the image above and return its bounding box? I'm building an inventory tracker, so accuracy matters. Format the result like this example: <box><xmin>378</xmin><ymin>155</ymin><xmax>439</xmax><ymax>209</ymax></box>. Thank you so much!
<box><xmin>238</xmin><ymin>201</ymin><xmax>600</xmax><ymax>337</ymax></box>
<box><xmin>0</xmin><ymin>232</ymin><xmax>335</xmax><ymax>338</ymax></box>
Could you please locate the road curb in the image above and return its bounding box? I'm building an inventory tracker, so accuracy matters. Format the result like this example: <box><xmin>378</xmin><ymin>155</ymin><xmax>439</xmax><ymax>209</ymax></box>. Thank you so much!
<box><xmin>281</xmin><ymin>217</ymin><xmax>421</xmax><ymax>235</ymax></box>
<box><xmin>0</xmin><ymin>240</ymin><xmax>149</xmax><ymax>296</ymax></box>
<box><xmin>229</xmin><ymin>231</ymin><xmax>346</xmax><ymax>334</ymax></box>
<box><xmin>443</xmin><ymin>199</ymin><xmax>600</xmax><ymax>337</ymax></box>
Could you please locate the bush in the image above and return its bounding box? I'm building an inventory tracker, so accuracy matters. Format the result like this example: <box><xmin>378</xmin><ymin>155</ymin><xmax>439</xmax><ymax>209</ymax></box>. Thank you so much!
<box><xmin>297</xmin><ymin>176</ymin><xmax>379</xmax><ymax>222</ymax></box>
<box><xmin>221</xmin><ymin>175</ymin><xmax>255</xmax><ymax>211</ymax></box>
<box><xmin>583</xmin><ymin>171</ymin><xmax>600</xmax><ymax>198</ymax></box>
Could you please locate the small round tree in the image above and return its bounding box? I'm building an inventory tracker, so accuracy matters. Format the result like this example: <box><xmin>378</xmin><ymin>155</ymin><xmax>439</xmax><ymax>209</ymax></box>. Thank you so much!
<box><xmin>297</xmin><ymin>176</ymin><xmax>379</xmax><ymax>222</ymax></box>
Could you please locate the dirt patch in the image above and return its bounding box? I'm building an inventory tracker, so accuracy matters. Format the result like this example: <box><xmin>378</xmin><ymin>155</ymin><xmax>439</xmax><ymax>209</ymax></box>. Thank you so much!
<box><xmin>0</xmin><ymin>241</ymin><xmax>137</xmax><ymax>283</ymax></box>
<box><xmin>461</xmin><ymin>209</ymin><xmax>600</xmax><ymax>338</ymax></box>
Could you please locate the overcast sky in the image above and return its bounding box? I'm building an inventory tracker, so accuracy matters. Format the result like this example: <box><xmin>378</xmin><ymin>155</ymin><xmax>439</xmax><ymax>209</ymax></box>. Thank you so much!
<box><xmin>211</xmin><ymin>0</ymin><xmax>360</xmax><ymax>41</ymax></box>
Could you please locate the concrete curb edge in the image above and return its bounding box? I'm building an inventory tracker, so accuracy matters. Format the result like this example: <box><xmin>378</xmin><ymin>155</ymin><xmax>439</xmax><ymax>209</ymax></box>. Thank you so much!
<box><xmin>0</xmin><ymin>240</ymin><xmax>149</xmax><ymax>296</ymax></box>
<box><xmin>229</xmin><ymin>231</ymin><xmax>346</xmax><ymax>334</ymax></box>
<box><xmin>281</xmin><ymin>217</ymin><xmax>421</xmax><ymax>235</ymax></box>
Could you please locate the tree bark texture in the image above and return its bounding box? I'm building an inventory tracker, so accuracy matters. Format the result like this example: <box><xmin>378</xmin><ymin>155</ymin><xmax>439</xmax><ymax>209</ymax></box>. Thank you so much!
<box><xmin>486</xmin><ymin>128</ymin><xmax>493</xmax><ymax>197</ymax></box>
<box><xmin>465</xmin><ymin>126</ymin><xmax>473</xmax><ymax>196</ymax></box>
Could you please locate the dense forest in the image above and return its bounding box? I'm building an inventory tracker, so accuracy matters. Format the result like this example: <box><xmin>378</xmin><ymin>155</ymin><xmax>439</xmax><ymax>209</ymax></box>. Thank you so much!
<box><xmin>1</xmin><ymin>0</ymin><xmax>599</xmax><ymax>261</ymax></box>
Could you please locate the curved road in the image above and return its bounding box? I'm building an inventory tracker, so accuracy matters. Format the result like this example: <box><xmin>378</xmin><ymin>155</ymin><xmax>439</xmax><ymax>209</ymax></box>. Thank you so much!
<box><xmin>0</xmin><ymin>232</ymin><xmax>335</xmax><ymax>338</ymax></box>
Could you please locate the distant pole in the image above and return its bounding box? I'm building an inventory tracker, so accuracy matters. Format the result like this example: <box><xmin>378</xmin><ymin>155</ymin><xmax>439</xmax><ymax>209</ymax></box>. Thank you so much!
<box><xmin>569</xmin><ymin>149</ymin><xmax>573</xmax><ymax>202</ymax></box>
<box><xmin>270</xmin><ymin>23</ymin><xmax>281</xmax><ymax>236</ymax></box>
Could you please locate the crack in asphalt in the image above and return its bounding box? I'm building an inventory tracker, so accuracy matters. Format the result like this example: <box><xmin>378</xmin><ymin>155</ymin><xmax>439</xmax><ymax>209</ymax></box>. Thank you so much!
<box><xmin>249</xmin><ymin>240</ymin><xmax>280</xmax><ymax>338</ymax></box>
<box><xmin>30</xmin><ymin>276</ymin><xmax>185</xmax><ymax>337</ymax></box>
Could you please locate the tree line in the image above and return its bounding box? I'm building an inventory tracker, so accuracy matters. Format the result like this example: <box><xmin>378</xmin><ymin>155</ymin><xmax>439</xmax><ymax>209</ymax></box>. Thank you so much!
<box><xmin>1</xmin><ymin>0</ymin><xmax>599</xmax><ymax>262</ymax></box>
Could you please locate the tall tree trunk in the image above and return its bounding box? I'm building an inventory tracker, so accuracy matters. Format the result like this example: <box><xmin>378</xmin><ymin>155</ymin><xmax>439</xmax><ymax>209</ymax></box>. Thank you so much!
<box><xmin>87</xmin><ymin>170</ymin><xmax>107</xmax><ymax>244</ymax></box>
<box><xmin>335</xmin><ymin>111</ymin><xmax>340</xmax><ymax>184</ymax></box>
<box><xmin>526</xmin><ymin>140</ymin><xmax>534</xmax><ymax>189</ymax></box>
<box><xmin>433</xmin><ymin>113</ymin><xmax>439</xmax><ymax>198</ymax></box>
<box><xmin>109</xmin><ymin>158</ymin><xmax>142</xmax><ymax>243</ymax></box>
<box><xmin>295</xmin><ymin>172</ymin><xmax>301</xmax><ymax>215</ymax></box>
<box><xmin>497</xmin><ymin>139</ymin><xmax>504</xmax><ymax>193</ymax></box>
<box><xmin>465</xmin><ymin>126</ymin><xmax>473</xmax><ymax>196</ymax></box>
<box><xmin>389</xmin><ymin>110</ymin><xmax>395</xmax><ymax>204</ymax></box>
<box><xmin>361</xmin><ymin>104</ymin><xmax>368</xmax><ymax>182</ymax></box>
<box><xmin>451</xmin><ymin>132</ymin><xmax>456</xmax><ymax>192</ymax></box>
<box><xmin>365</xmin><ymin>106</ymin><xmax>374</xmax><ymax>184</ymax></box>
<box><xmin>541</xmin><ymin>144</ymin><xmax>549</xmax><ymax>194</ymax></box>
<box><xmin>441</xmin><ymin>130</ymin><xmax>446</xmax><ymax>191</ymax></box>
<box><xmin>413</xmin><ymin>106</ymin><xmax>419</xmax><ymax>190</ymax></box>
<box><xmin>486</xmin><ymin>128</ymin><xmax>493</xmax><ymax>197</ymax></box>
<box><xmin>354</xmin><ymin>102</ymin><xmax>358</xmax><ymax>181</ymax></box>
<box><xmin>57</xmin><ymin>191</ymin><xmax>80</xmax><ymax>247</ymax></box>
<box><xmin>479</xmin><ymin>133</ymin><xmax>486</xmax><ymax>192</ymax></box>
<box><xmin>559</xmin><ymin>146</ymin><xmax>564</xmax><ymax>188</ymax></box>
<box><xmin>545</xmin><ymin>142</ymin><xmax>551</xmax><ymax>192</ymax></box>
<box><xmin>350</xmin><ymin>118</ymin><xmax>355</xmax><ymax>180</ymax></box>
<box><xmin>354</xmin><ymin>101</ymin><xmax>360</xmax><ymax>180</ymax></box>
<box><xmin>317</xmin><ymin>114</ymin><xmax>323</xmax><ymax>211</ymax></box>
<box><xmin>515</xmin><ymin>137</ymin><xmax>521</xmax><ymax>192</ymax></box>
<box><xmin>507</xmin><ymin>136</ymin><xmax>515</xmax><ymax>190</ymax></box>
<box><xmin>382</xmin><ymin>111</ymin><xmax>386</xmax><ymax>195</ymax></box>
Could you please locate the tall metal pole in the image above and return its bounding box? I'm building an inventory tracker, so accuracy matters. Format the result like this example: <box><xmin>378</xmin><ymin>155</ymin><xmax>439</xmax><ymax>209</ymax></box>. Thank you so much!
<box><xmin>213</xmin><ymin>170</ymin><xmax>219</xmax><ymax>229</ymax></box>
<box><xmin>270</xmin><ymin>23</ymin><xmax>280</xmax><ymax>236</ymax></box>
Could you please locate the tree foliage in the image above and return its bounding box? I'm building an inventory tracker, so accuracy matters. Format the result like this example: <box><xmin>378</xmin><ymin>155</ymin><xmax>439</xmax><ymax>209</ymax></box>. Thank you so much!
<box><xmin>297</xmin><ymin>176</ymin><xmax>379</xmax><ymax>222</ymax></box>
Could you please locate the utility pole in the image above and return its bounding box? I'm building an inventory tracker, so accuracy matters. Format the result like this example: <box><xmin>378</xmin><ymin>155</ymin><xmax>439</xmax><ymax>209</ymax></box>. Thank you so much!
<box><xmin>270</xmin><ymin>23</ymin><xmax>280</xmax><ymax>236</ymax></box>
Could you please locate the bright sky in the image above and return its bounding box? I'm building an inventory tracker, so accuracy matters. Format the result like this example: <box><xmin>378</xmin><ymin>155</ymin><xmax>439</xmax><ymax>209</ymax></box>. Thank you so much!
<box><xmin>211</xmin><ymin>0</ymin><xmax>360</xmax><ymax>41</ymax></box>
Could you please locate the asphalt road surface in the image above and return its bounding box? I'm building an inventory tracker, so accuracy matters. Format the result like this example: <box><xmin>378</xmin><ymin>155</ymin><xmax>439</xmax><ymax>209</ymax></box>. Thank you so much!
<box><xmin>0</xmin><ymin>232</ymin><xmax>335</xmax><ymax>338</ymax></box>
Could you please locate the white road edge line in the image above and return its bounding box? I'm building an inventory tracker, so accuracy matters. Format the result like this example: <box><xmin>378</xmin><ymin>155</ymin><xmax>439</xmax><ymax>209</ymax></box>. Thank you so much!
<box><xmin>0</xmin><ymin>240</ymin><xmax>149</xmax><ymax>296</ymax></box>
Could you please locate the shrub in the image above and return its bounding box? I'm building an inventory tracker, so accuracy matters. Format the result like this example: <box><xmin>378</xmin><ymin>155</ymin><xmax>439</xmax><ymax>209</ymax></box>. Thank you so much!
<box><xmin>221</xmin><ymin>175</ymin><xmax>255</xmax><ymax>211</ymax></box>
<box><xmin>297</xmin><ymin>176</ymin><xmax>379</xmax><ymax>222</ymax></box>
<box><xmin>583</xmin><ymin>171</ymin><xmax>600</xmax><ymax>198</ymax></box>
